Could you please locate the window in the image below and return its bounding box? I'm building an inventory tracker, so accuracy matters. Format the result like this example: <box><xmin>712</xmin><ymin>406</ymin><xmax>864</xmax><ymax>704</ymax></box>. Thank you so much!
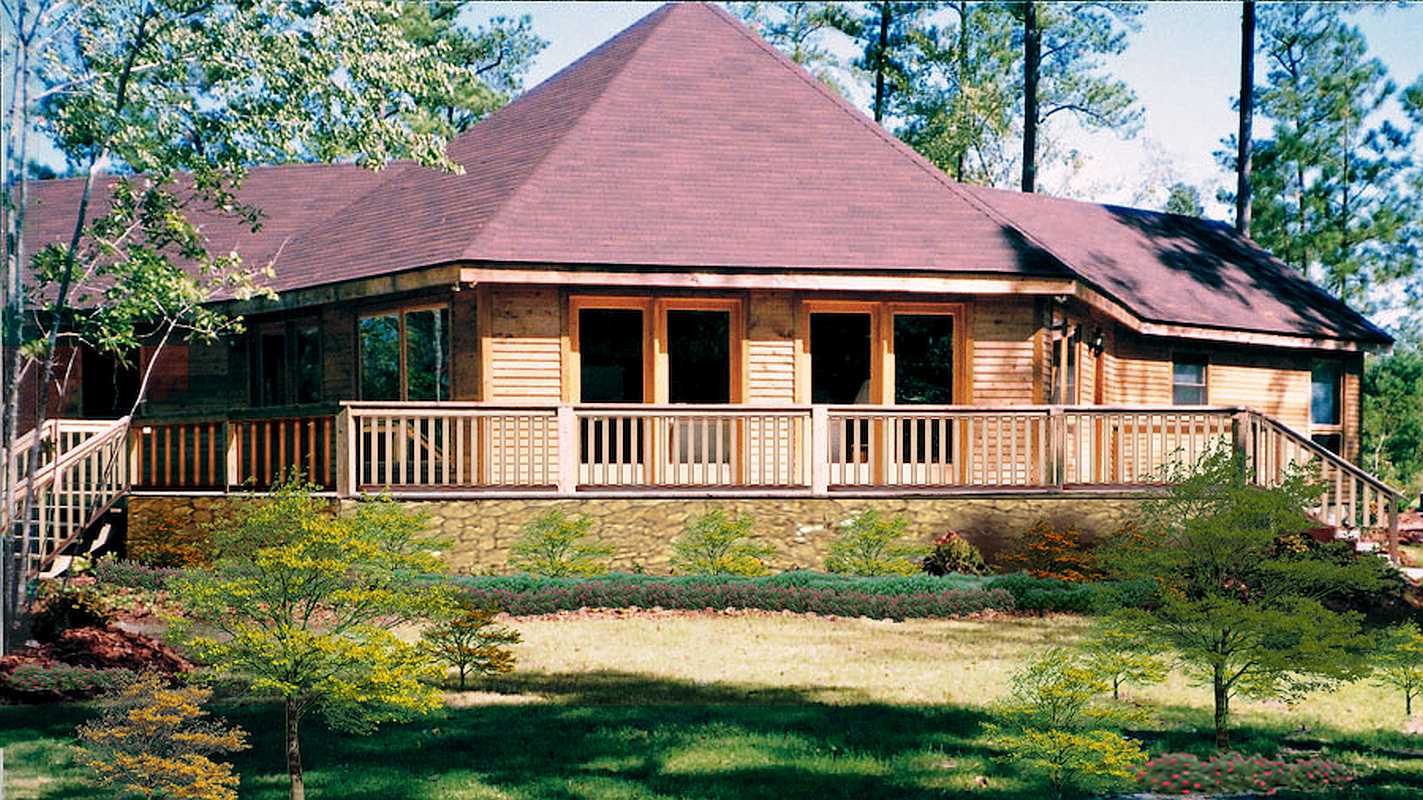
<box><xmin>578</xmin><ymin>308</ymin><xmax>645</xmax><ymax>403</ymax></box>
<box><xmin>667</xmin><ymin>309</ymin><xmax>731</xmax><ymax>404</ymax></box>
<box><xmin>295</xmin><ymin>325</ymin><xmax>322</xmax><ymax>404</ymax></box>
<box><xmin>894</xmin><ymin>314</ymin><xmax>954</xmax><ymax>404</ymax></box>
<box><xmin>1311</xmin><ymin>361</ymin><xmax>1341</xmax><ymax>426</ymax></box>
<box><xmin>810</xmin><ymin>312</ymin><xmax>873</xmax><ymax>404</ymax></box>
<box><xmin>249</xmin><ymin>320</ymin><xmax>323</xmax><ymax>407</ymax></box>
<box><xmin>1172</xmin><ymin>354</ymin><xmax>1208</xmax><ymax>405</ymax></box>
<box><xmin>359</xmin><ymin>306</ymin><xmax>450</xmax><ymax>401</ymax></box>
<box><xmin>1050</xmin><ymin>328</ymin><xmax>1080</xmax><ymax>404</ymax></box>
<box><xmin>258</xmin><ymin>331</ymin><xmax>287</xmax><ymax>406</ymax></box>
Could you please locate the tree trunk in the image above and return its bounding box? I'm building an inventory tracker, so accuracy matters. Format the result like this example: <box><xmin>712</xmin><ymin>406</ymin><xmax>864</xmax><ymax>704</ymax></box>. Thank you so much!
<box><xmin>954</xmin><ymin>0</ymin><xmax>969</xmax><ymax>182</ymax></box>
<box><xmin>1235</xmin><ymin>0</ymin><xmax>1255</xmax><ymax>235</ymax></box>
<box><xmin>1213</xmin><ymin>666</ymin><xmax>1231</xmax><ymax>751</ymax></box>
<box><xmin>285</xmin><ymin>698</ymin><xmax>305</xmax><ymax>800</ymax></box>
<box><xmin>1021</xmin><ymin>1</ymin><xmax>1040</xmax><ymax>193</ymax></box>
<box><xmin>873</xmin><ymin>3</ymin><xmax>890</xmax><ymax>123</ymax></box>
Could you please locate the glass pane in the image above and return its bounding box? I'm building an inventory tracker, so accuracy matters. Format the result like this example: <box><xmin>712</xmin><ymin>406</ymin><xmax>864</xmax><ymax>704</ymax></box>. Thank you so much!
<box><xmin>1172</xmin><ymin>356</ymin><xmax>1207</xmax><ymax>405</ymax></box>
<box><xmin>1311</xmin><ymin>362</ymin><xmax>1340</xmax><ymax>425</ymax></box>
<box><xmin>894</xmin><ymin>314</ymin><xmax>953</xmax><ymax>404</ymax></box>
<box><xmin>1051</xmin><ymin>333</ymin><xmax>1079</xmax><ymax>404</ymax></box>
<box><xmin>810</xmin><ymin>313</ymin><xmax>872</xmax><ymax>404</ymax></box>
<box><xmin>295</xmin><ymin>325</ymin><xmax>322</xmax><ymax>404</ymax></box>
<box><xmin>1173</xmin><ymin>385</ymin><xmax>1207</xmax><ymax>405</ymax></box>
<box><xmin>260</xmin><ymin>333</ymin><xmax>286</xmax><ymax>406</ymax></box>
<box><xmin>405</xmin><ymin>308</ymin><xmax>451</xmax><ymax>401</ymax></box>
<box><xmin>359</xmin><ymin>314</ymin><xmax>400</xmax><ymax>401</ymax></box>
<box><xmin>667</xmin><ymin>310</ymin><xmax>730</xmax><ymax>404</ymax></box>
<box><xmin>579</xmin><ymin>308</ymin><xmax>644</xmax><ymax>402</ymax></box>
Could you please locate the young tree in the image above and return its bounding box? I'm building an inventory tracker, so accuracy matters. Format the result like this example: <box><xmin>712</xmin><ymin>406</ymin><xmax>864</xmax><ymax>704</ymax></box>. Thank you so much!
<box><xmin>733</xmin><ymin>2</ymin><xmax>852</xmax><ymax>93</ymax></box>
<box><xmin>1</xmin><ymin>0</ymin><xmax>468</xmax><ymax>649</ymax></box>
<box><xmin>421</xmin><ymin>601</ymin><xmax>521</xmax><ymax>690</ymax></box>
<box><xmin>1010</xmin><ymin>2</ymin><xmax>1143</xmax><ymax>193</ymax></box>
<box><xmin>1164</xmin><ymin>182</ymin><xmax>1204</xmax><ymax>217</ymax></box>
<box><xmin>76</xmin><ymin>672</ymin><xmax>250</xmax><ymax>800</ymax></box>
<box><xmin>1082</xmin><ymin>619</ymin><xmax>1166</xmax><ymax>701</ymax></box>
<box><xmin>1374</xmin><ymin>622</ymin><xmax>1423</xmax><ymax>717</ymax></box>
<box><xmin>825</xmin><ymin>509</ymin><xmax>925</xmax><ymax>576</ymax></box>
<box><xmin>169</xmin><ymin>483</ymin><xmax>456</xmax><ymax>800</ymax></box>
<box><xmin>1104</xmin><ymin>446</ymin><xmax>1383</xmax><ymax>749</ymax></box>
<box><xmin>670</xmin><ymin>509</ymin><xmax>776</xmax><ymax>576</ymax></box>
<box><xmin>508</xmin><ymin>509</ymin><xmax>614</xmax><ymax>577</ymax></box>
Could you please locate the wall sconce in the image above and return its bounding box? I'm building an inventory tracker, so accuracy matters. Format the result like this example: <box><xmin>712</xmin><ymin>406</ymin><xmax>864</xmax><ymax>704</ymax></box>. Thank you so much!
<box><xmin>1088</xmin><ymin>330</ymin><xmax>1105</xmax><ymax>355</ymax></box>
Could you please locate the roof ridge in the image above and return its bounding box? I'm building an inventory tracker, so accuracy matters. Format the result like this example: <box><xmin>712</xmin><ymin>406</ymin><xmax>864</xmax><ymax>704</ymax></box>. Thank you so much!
<box><xmin>459</xmin><ymin>4</ymin><xmax>678</xmax><ymax>260</ymax></box>
<box><xmin>701</xmin><ymin>2</ymin><xmax>1080</xmax><ymax>277</ymax></box>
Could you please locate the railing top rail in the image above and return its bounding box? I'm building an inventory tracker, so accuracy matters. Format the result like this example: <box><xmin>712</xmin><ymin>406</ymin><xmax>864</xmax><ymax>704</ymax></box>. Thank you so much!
<box><xmin>339</xmin><ymin>400</ymin><xmax>1247</xmax><ymax>414</ymax></box>
<box><xmin>1246</xmin><ymin>409</ymin><xmax>1401</xmax><ymax>499</ymax></box>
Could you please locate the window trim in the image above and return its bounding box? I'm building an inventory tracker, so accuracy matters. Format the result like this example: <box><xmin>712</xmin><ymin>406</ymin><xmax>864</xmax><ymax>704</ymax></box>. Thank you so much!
<box><xmin>1171</xmin><ymin>351</ymin><xmax>1210</xmax><ymax>406</ymax></box>
<box><xmin>357</xmin><ymin>302</ymin><xmax>451</xmax><ymax>401</ymax></box>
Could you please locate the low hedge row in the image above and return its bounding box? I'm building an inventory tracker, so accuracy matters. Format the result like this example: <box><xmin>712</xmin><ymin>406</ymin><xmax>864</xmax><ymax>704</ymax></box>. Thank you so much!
<box><xmin>460</xmin><ymin>580</ymin><xmax>1015</xmax><ymax>620</ymax></box>
<box><xmin>455</xmin><ymin>570</ymin><xmax>994</xmax><ymax>595</ymax></box>
<box><xmin>984</xmin><ymin>574</ymin><xmax>1158</xmax><ymax>614</ymax></box>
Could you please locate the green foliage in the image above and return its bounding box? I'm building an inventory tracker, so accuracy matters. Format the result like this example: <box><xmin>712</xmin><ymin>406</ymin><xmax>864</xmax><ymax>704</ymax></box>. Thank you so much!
<box><xmin>670</xmin><ymin>511</ymin><xmax>776</xmax><ymax>576</ymax></box>
<box><xmin>30</xmin><ymin>583</ymin><xmax>113</xmax><ymax>643</ymax></box>
<box><xmin>168</xmin><ymin>481</ymin><xmax>455</xmax><ymax>793</ymax></box>
<box><xmin>988</xmin><ymin>648</ymin><xmax>1146</xmax><ymax>799</ymax></box>
<box><xmin>0</xmin><ymin>662</ymin><xmax>133</xmax><ymax>702</ymax></box>
<box><xmin>1103</xmin><ymin>444</ymin><xmax>1382</xmax><ymax>748</ymax></box>
<box><xmin>825</xmin><ymin>510</ymin><xmax>926</xmax><ymax>576</ymax></box>
<box><xmin>1218</xmin><ymin>3</ymin><xmax>1421</xmax><ymax>311</ymax></box>
<box><xmin>1373</xmin><ymin>621</ymin><xmax>1423</xmax><ymax>717</ymax></box>
<box><xmin>733</xmin><ymin>2</ymin><xmax>852</xmax><ymax>93</ymax></box>
<box><xmin>508</xmin><ymin>510</ymin><xmax>614</xmax><ymax>577</ymax></box>
<box><xmin>995</xmin><ymin>519</ymin><xmax>1102</xmax><ymax>582</ymax></box>
<box><xmin>920</xmin><ymin>531</ymin><xmax>988</xmax><ymax>576</ymax></box>
<box><xmin>1363</xmin><ymin>341</ymin><xmax>1423</xmax><ymax>499</ymax></box>
<box><xmin>1081</xmin><ymin>619</ymin><xmax>1166</xmax><ymax>701</ymax></box>
<box><xmin>76</xmin><ymin>673</ymin><xmax>249</xmax><ymax>800</ymax></box>
<box><xmin>1163</xmin><ymin>182</ymin><xmax>1204</xmax><ymax>216</ymax></box>
<box><xmin>421</xmin><ymin>602</ymin><xmax>521</xmax><ymax>690</ymax></box>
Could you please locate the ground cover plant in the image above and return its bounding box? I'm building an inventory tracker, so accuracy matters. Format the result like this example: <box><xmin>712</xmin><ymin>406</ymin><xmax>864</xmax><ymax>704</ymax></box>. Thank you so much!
<box><xmin>7</xmin><ymin>614</ymin><xmax>1420</xmax><ymax>800</ymax></box>
<box><xmin>1137</xmin><ymin>751</ymin><xmax>1359</xmax><ymax>795</ymax></box>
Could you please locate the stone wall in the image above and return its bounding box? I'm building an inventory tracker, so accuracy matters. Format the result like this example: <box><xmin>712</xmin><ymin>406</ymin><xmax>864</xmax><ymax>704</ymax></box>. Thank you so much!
<box><xmin>129</xmin><ymin>492</ymin><xmax>1144</xmax><ymax>574</ymax></box>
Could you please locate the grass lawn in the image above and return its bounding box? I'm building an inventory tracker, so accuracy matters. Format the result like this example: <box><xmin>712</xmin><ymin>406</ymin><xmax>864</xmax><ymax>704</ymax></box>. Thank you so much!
<box><xmin>5</xmin><ymin>613</ymin><xmax>1422</xmax><ymax>799</ymax></box>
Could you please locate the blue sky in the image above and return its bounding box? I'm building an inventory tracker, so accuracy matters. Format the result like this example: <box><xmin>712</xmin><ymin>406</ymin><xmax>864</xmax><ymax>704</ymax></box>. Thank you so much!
<box><xmin>464</xmin><ymin>1</ymin><xmax>1423</xmax><ymax>221</ymax></box>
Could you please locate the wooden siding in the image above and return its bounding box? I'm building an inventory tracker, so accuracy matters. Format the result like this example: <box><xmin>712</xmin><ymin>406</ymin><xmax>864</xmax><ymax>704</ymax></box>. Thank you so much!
<box><xmin>971</xmin><ymin>299</ymin><xmax>1037</xmax><ymax>405</ymax></box>
<box><xmin>484</xmin><ymin>286</ymin><xmax>562</xmax><ymax>404</ymax></box>
<box><xmin>1207</xmin><ymin>349</ymin><xmax>1312</xmax><ymax>431</ymax></box>
<box><xmin>1107</xmin><ymin>332</ymin><xmax>1172</xmax><ymax>404</ymax></box>
<box><xmin>744</xmin><ymin>291</ymin><xmax>796</xmax><ymax>403</ymax></box>
<box><xmin>1344</xmin><ymin>354</ymin><xmax>1362</xmax><ymax>462</ymax></box>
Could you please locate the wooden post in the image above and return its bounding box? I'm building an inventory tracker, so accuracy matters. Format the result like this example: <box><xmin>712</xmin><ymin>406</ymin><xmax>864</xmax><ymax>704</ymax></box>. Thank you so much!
<box><xmin>810</xmin><ymin>406</ymin><xmax>829</xmax><ymax>496</ymax></box>
<box><xmin>1388</xmin><ymin>499</ymin><xmax>1401</xmax><ymax>564</ymax></box>
<box><xmin>224</xmin><ymin>420</ymin><xmax>239</xmax><ymax>490</ymax></box>
<box><xmin>335</xmin><ymin>407</ymin><xmax>353</xmax><ymax>498</ymax></box>
<box><xmin>1231</xmin><ymin>410</ymin><xmax>1250</xmax><ymax>479</ymax></box>
<box><xmin>1049</xmin><ymin>406</ymin><xmax>1065</xmax><ymax>489</ymax></box>
<box><xmin>556</xmin><ymin>405</ymin><xmax>578</xmax><ymax>496</ymax></box>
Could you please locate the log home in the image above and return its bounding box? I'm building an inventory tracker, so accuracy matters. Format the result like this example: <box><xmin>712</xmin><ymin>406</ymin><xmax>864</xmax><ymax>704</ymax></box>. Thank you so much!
<box><xmin>10</xmin><ymin>3</ymin><xmax>1402</xmax><ymax>574</ymax></box>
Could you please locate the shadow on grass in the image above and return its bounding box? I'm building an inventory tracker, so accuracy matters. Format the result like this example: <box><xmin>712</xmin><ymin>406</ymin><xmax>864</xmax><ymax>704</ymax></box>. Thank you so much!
<box><xmin>6</xmin><ymin>675</ymin><xmax>1422</xmax><ymax>800</ymax></box>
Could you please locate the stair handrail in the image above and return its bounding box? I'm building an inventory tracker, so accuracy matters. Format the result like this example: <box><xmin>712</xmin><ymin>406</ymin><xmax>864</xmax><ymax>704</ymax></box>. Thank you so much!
<box><xmin>1242</xmin><ymin>409</ymin><xmax>1401</xmax><ymax>500</ymax></box>
<box><xmin>2</xmin><ymin>416</ymin><xmax>132</xmax><ymax>530</ymax></box>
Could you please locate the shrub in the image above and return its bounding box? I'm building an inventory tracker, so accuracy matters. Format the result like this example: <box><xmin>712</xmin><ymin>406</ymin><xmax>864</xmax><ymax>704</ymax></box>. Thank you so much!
<box><xmin>1138</xmin><ymin>752</ymin><xmax>1358</xmax><ymax>795</ymax></box>
<box><xmin>1082</xmin><ymin>620</ymin><xmax>1166</xmax><ymax>701</ymax></box>
<box><xmin>670</xmin><ymin>511</ymin><xmax>776</xmax><ymax>576</ymax></box>
<box><xmin>93</xmin><ymin>559</ymin><xmax>181</xmax><ymax>590</ymax></box>
<box><xmin>0</xmin><ymin>659</ymin><xmax>133</xmax><ymax>702</ymax></box>
<box><xmin>421</xmin><ymin>604</ymin><xmax>521</xmax><ymax>689</ymax></box>
<box><xmin>921</xmin><ymin>531</ymin><xmax>987</xmax><ymax>576</ymax></box>
<box><xmin>825</xmin><ymin>510</ymin><xmax>925</xmax><ymax>576</ymax></box>
<box><xmin>458</xmin><ymin>577</ymin><xmax>1013</xmax><ymax>620</ymax></box>
<box><xmin>508</xmin><ymin>510</ymin><xmax>614</xmax><ymax>577</ymax></box>
<box><xmin>987</xmin><ymin>648</ymin><xmax>1146</xmax><ymax>799</ymax></box>
<box><xmin>30</xmin><ymin>583</ymin><xmax>112</xmax><ymax>643</ymax></box>
<box><xmin>995</xmin><ymin>519</ymin><xmax>1103</xmax><ymax>582</ymax></box>
<box><xmin>77</xmin><ymin>673</ymin><xmax>249</xmax><ymax>800</ymax></box>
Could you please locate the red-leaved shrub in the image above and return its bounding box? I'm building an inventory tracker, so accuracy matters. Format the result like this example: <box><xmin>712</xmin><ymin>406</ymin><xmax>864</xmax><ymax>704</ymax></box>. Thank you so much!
<box><xmin>46</xmin><ymin>626</ymin><xmax>191</xmax><ymax>675</ymax></box>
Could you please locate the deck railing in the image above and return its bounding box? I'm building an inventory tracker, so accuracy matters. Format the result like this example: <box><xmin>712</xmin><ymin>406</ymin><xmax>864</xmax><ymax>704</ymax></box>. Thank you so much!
<box><xmin>129</xmin><ymin>410</ymin><xmax>337</xmax><ymax>490</ymax></box>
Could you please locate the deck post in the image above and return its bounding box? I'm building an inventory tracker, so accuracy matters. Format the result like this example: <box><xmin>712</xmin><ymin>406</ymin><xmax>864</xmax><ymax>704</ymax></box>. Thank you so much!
<box><xmin>810</xmin><ymin>406</ymin><xmax>829</xmax><ymax>496</ymax></box>
<box><xmin>335</xmin><ymin>407</ymin><xmax>352</xmax><ymax>498</ymax></box>
<box><xmin>1388</xmin><ymin>499</ymin><xmax>1401</xmax><ymax>564</ymax></box>
<box><xmin>1231</xmin><ymin>410</ymin><xmax>1250</xmax><ymax>479</ymax></box>
<box><xmin>556</xmin><ymin>405</ymin><xmax>578</xmax><ymax>496</ymax></box>
<box><xmin>1048</xmin><ymin>406</ymin><xmax>1065</xmax><ymax>489</ymax></box>
<box><xmin>223</xmin><ymin>420</ymin><xmax>239</xmax><ymax>491</ymax></box>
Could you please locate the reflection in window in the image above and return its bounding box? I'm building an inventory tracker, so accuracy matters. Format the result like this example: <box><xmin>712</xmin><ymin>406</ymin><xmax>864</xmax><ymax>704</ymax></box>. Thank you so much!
<box><xmin>668</xmin><ymin>310</ymin><xmax>730</xmax><ymax>404</ymax></box>
<box><xmin>359</xmin><ymin>314</ymin><xmax>401</xmax><ymax>400</ymax></box>
<box><xmin>579</xmin><ymin>308</ymin><xmax>644</xmax><ymax>403</ymax></box>
<box><xmin>1051</xmin><ymin>329</ymin><xmax>1080</xmax><ymax>404</ymax></box>
<box><xmin>295</xmin><ymin>325</ymin><xmax>322</xmax><ymax>404</ymax></box>
<box><xmin>1311</xmin><ymin>361</ymin><xmax>1341</xmax><ymax>426</ymax></box>
<box><xmin>1172</xmin><ymin>355</ymin><xmax>1207</xmax><ymax>405</ymax></box>
<box><xmin>894</xmin><ymin>314</ymin><xmax>953</xmax><ymax>404</ymax></box>
<box><xmin>258</xmin><ymin>332</ymin><xmax>286</xmax><ymax>406</ymax></box>
<box><xmin>405</xmin><ymin>308</ymin><xmax>450</xmax><ymax>401</ymax></box>
<box><xmin>810</xmin><ymin>313</ymin><xmax>872</xmax><ymax>404</ymax></box>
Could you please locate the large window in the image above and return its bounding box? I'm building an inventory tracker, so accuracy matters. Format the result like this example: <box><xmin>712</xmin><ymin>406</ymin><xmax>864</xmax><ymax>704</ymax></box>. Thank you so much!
<box><xmin>578</xmin><ymin>308</ymin><xmax>645</xmax><ymax>403</ymax></box>
<box><xmin>667</xmin><ymin>309</ymin><xmax>731</xmax><ymax>404</ymax></box>
<box><xmin>894</xmin><ymin>314</ymin><xmax>954</xmax><ymax>404</ymax></box>
<box><xmin>359</xmin><ymin>306</ymin><xmax>450</xmax><ymax>401</ymax></box>
<box><xmin>810</xmin><ymin>312</ymin><xmax>873</xmax><ymax>404</ymax></box>
<box><xmin>249</xmin><ymin>320</ymin><xmax>323</xmax><ymax>407</ymax></box>
<box><xmin>1172</xmin><ymin>354</ymin><xmax>1208</xmax><ymax>405</ymax></box>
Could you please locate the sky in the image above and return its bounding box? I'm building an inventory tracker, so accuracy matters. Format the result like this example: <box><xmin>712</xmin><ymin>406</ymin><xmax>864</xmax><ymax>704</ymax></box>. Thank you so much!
<box><xmin>462</xmin><ymin>1</ymin><xmax>1423</xmax><ymax>222</ymax></box>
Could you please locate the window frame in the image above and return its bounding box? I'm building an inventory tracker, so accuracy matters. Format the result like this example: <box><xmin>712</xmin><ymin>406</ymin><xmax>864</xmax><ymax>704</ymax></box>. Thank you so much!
<box><xmin>1171</xmin><ymin>352</ymin><xmax>1210</xmax><ymax>406</ymax></box>
<box><xmin>357</xmin><ymin>302</ymin><xmax>451</xmax><ymax>402</ymax></box>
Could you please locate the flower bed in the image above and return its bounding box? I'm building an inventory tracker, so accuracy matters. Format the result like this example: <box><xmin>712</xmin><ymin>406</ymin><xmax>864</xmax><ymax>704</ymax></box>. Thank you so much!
<box><xmin>456</xmin><ymin>573</ymin><xmax>1013</xmax><ymax>620</ymax></box>
<box><xmin>1138</xmin><ymin>752</ymin><xmax>1358</xmax><ymax>795</ymax></box>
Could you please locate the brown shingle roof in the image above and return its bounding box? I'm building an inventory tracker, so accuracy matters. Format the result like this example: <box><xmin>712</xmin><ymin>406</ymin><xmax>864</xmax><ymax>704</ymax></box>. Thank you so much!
<box><xmin>17</xmin><ymin>2</ymin><xmax>1389</xmax><ymax>345</ymax></box>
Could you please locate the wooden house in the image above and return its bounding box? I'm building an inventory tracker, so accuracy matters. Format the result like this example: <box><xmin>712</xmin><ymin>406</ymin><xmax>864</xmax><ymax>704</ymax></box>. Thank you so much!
<box><xmin>12</xmin><ymin>3</ymin><xmax>1402</xmax><ymax>573</ymax></box>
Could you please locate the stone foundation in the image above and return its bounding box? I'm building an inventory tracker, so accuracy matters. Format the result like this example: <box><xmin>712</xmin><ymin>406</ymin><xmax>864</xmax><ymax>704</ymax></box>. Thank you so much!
<box><xmin>129</xmin><ymin>493</ymin><xmax>1144</xmax><ymax>574</ymax></box>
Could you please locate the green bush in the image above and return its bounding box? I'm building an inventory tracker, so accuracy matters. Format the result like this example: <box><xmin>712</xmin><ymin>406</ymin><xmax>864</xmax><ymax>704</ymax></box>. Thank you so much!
<box><xmin>93</xmin><ymin>559</ymin><xmax>180</xmax><ymax>590</ymax></box>
<box><xmin>825</xmin><ymin>510</ymin><xmax>926</xmax><ymax>576</ymax></box>
<box><xmin>921</xmin><ymin>531</ymin><xmax>988</xmax><ymax>576</ymax></box>
<box><xmin>508</xmin><ymin>510</ymin><xmax>614</xmax><ymax>577</ymax></box>
<box><xmin>30</xmin><ymin>584</ymin><xmax>112</xmax><ymax>643</ymax></box>
<box><xmin>985</xmin><ymin>574</ymin><xmax>1156</xmax><ymax>614</ymax></box>
<box><xmin>670</xmin><ymin>511</ymin><xmax>776</xmax><ymax>576</ymax></box>
<box><xmin>0</xmin><ymin>662</ymin><xmax>134</xmax><ymax>702</ymax></box>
